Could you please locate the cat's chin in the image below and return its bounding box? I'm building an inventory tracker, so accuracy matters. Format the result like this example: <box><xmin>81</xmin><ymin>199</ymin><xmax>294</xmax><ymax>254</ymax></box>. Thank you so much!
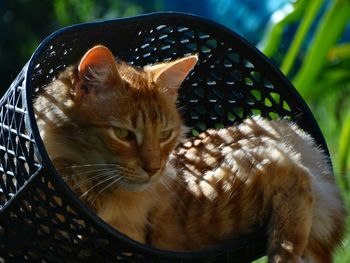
<box><xmin>120</xmin><ymin>171</ymin><xmax>164</xmax><ymax>192</ymax></box>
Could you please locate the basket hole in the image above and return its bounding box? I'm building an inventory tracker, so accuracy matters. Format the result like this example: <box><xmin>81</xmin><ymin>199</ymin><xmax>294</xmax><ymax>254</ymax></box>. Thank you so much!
<box><xmin>193</xmin><ymin>87</ymin><xmax>205</xmax><ymax>98</ymax></box>
<box><xmin>195</xmin><ymin>104</ymin><xmax>206</xmax><ymax>115</ymax></box>
<box><xmin>250</xmin><ymin>71</ymin><xmax>262</xmax><ymax>82</ymax></box>
<box><xmin>226</xmin><ymin>78</ymin><xmax>235</xmax><ymax>86</ymax></box>
<box><xmin>206</xmin><ymin>80</ymin><xmax>216</xmax><ymax>86</ymax></box>
<box><xmin>264</xmin><ymin>98</ymin><xmax>273</xmax><ymax>107</ymax></box>
<box><xmin>233</xmin><ymin>107</ymin><xmax>244</xmax><ymax>119</ymax></box>
<box><xmin>269</xmin><ymin>92</ymin><xmax>281</xmax><ymax>104</ymax></box>
<box><xmin>183</xmin><ymin>30</ymin><xmax>195</xmax><ymax>39</ymax></box>
<box><xmin>36</xmin><ymin>206</ymin><xmax>49</xmax><ymax>218</ymax></box>
<box><xmin>191</xmin><ymin>129</ymin><xmax>200</xmax><ymax>136</ymax></box>
<box><xmin>177</xmin><ymin>26</ymin><xmax>189</xmax><ymax>32</ymax></box>
<box><xmin>38</xmin><ymin>224</ymin><xmax>51</xmax><ymax>235</ymax></box>
<box><xmin>264</xmin><ymin>79</ymin><xmax>274</xmax><ymax>89</ymax></box>
<box><xmin>195</xmin><ymin>122</ymin><xmax>207</xmax><ymax>132</ymax></box>
<box><xmin>227</xmin><ymin>111</ymin><xmax>235</xmax><ymax>122</ymax></box>
<box><xmin>215</xmin><ymin>123</ymin><xmax>225</xmax><ymax>129</ymax></box>
<box><xmin>214</xmin><ymin>104</ymin><xmax>224</xmax><ymax>116</ymax></box>
<box><xmin>250</xmin><ymin>89</ymin><xmax>262</xmax><ymax>101</ymax></box>
<box><xmin>156</xmin><ymin>25</ymin><xmax>167</xmax><ymax>31</ymax></box>
<box><xmin>190</xmin><ymin>111</ymin><xmax>200</xmax><ymax>120</ymax></box>
<box><xmin>200</xmin><ymin>45</ymin><xmax>211</xmax><ymax>54</ymax></box>
<box><xmin>158</xmin><ymin>34</ymin><xmax>168</xmax><ymax>40</ymax></box>
<box><xmin>251</xmin><ymin>109</ymin><xmax>262</xmax><ymax>115</ymax></box>
<box><xmin>227</xmin><ymin>52</ymin><xmax>240</xmax><ymax>64</ymax></box>
<box><xmin>210</xmin><ymin>69</ymin><xmax>222</xmax><ymax>81</ymax></box>
<box><xmin>244</xmin><ymin>77</ymin><xmax>254</xmax><ymax>86</ymax></box>
<box><xmin>160</xmin><ymin>26</ymin><xmax>173</xmax><ymax>34</ymax></box>
<box><xmin>283</xmin><ymin>101</ymin><xmax>291</xmax><ymax>111</ymax></box>
<box><xmin>224</xmin><ymin>59</ymin><xmax>233</xmax><ymax>68</ymax></box>
<box><xmin>269</xmin><ymin>112</ymin><xmax>280</xmax><ymax>120</ymax></box>
<box><xmin>204</xmin><ymin>39</ymin><xmax>217</xmax><ymax>49</ymax></box>
<box><xmin>212</xmin><ymin>88</ymin><xmax>224</xmax><ymax>99</ymax></box>
<box><xmin>230</xmin><ymin>70</ymin><xmax>243</xmax><ymax>81</ymax></box>
<box><xmin>185</xmin><ymin>42</ymin><xmax>197</xmax><ymax>52</ymax></box>
<box><xmin>243</xmin><ymin>59</ymin><xmax>255</xmax><ymax>69</ymax></box>
<box><xmin>180</xmin><ymin>38</ymin><xmax>190</xmax><ymax>44</ymax></box>
<box><xmin>198</xmin><ymin>32</ymin><xmax>210</xmax><ymax>40</ymax></box>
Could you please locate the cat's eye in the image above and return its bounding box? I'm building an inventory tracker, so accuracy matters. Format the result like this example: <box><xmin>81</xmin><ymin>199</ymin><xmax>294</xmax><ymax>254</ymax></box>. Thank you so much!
<box><xmin>113</xmin><ymin>127</ymin><xmax>133</xmax><ymax>140</ymax></box>
<box><xmin>159</xmin><ymin>129</ymin><xmax>173</xmax><ymax>141</ymax></box>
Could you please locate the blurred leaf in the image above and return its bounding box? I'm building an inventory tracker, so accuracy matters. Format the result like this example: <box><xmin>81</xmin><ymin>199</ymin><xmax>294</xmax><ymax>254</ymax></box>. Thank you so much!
<box><xmin>309</xmin><ymin>57</ymin><xmax>350</xmax><ymax>97</ymax></box>
<box><xmin>338</xmin><ymin>110</ymin><xmax>350</xmax><ymax>190</ymax></box>
<box><xmin>259</xmin><ymin>0</ymin><xmax>308</xmax><ymax>58</ymax></box>
<box><xmin>0</xmin><ymin>0</ymin><xmax>164</xmax><ymax>94</ymax></box>
<box><xmin>293</xmin><ymin>0</ymin><xmax>350</xmax><ymax>99</ymax></box>
<box><xmin>328</xmin><ymin>43</ymin><xmax>350</xmax><ymax>61</ymax></box>
<box><xmin>53</xmin><ymin>0</ymin><xmax>96</xmax><ymax>25</ymax></box>
<box><xmin>252</xmin><ymin>256</ymin><xmax>267</xmax><ymax>263</ymax></box>
<box><xmin>280</xmin><ymin>0</ymin><xmax>323</xmax><ymax>76</ymax></box>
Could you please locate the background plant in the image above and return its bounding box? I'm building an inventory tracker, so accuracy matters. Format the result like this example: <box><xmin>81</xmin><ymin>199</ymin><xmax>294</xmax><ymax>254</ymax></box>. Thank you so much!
<box><xmin>261</xmin><ymin>0</ymin><xmax>350</xmax><ymax>181</ymax></box>
<box><xmin>258</xmin><ymin>0</ymin><xmax>350</xmax><ymax>261</ymax></box>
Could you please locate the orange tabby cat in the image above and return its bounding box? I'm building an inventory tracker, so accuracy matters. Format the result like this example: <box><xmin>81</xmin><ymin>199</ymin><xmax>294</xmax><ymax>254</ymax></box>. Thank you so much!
<box><xmin>34</xmin><ymin>45</ymin><xmax>345</xmax><ymax>263</ymax></box>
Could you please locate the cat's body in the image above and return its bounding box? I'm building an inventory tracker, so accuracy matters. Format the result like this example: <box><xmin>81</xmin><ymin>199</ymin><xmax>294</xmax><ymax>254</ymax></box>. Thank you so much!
<box><xmin>34</xmin><ymin>45</ymin><xmax>345</xmax><ymax>263</ymax></box>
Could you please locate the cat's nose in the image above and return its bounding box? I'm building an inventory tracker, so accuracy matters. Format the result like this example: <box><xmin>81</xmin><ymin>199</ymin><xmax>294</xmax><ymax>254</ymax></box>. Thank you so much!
<box><xmin>143</xmin><ymin>166</ymin><xmax>160</xmax><ymax>177</ymax></box>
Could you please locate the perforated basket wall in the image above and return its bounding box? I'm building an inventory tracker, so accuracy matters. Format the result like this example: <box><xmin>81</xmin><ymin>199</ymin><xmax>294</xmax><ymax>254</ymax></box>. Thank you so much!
<box><xmin>0</xmin><ymin>12</ymin><xmax>329</xmax><ymax>263</ymax></box>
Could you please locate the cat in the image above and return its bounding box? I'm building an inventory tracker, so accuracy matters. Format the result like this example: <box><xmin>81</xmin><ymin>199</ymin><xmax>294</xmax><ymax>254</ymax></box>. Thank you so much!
<box><xmin>34</xmin><ymin>45</ymin><xmax>346</xmax><ymax>263</ymax></box>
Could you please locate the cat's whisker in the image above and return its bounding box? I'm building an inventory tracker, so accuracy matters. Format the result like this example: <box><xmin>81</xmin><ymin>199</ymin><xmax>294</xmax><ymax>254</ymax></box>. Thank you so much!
<box><xmin>59</xmin><ymin>167</ymin><xmax>116</xmax><ymax>176</ymax></box>
<box><xmin>58</xmin><ymin>163</ymin><xmax>135</xmax><ymax>176</ymax></box>
<box><xmin>57</xmin><ymin>163</ymin><xmax>122</xmax><ymax>169</ymax></box>
<box><xmin>69</xmin><ymin>163</ymin><xmax>134</xmax><ymax>173</ymax></box>
<box><xmin>70</xmin><ymin>163</ymin><xmax>123</xmax><ymax>168</ymax></box>
<box><xmin>69</xmin><ymin>170</ymin><xmax>117</xmax><ymax>190</ymax></box>
<box><xmin>73</xmin><ymin>169</ymin><xmax>116</xmax><ymax>177</ymax></box>
<box><xmin>89</xmin><ymin>176</ymin><xmax>124</xmax><ymax>206</ymax></box>
<box><xmin>79</xmin><ymin>171</ymin><xmax>120</xmax><ymax>199</ymax></box>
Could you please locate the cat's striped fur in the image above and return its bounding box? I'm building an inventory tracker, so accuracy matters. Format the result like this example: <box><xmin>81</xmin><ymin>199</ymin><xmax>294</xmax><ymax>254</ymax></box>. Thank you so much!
<box><xmin>34</xmin><ymin>45</ymin><xmax>345</xmax><ymax>263</ymax></box>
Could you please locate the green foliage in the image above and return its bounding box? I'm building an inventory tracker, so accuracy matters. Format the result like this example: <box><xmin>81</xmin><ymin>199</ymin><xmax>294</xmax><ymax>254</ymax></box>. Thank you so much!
<box><xmin>261</xmin><ymin>0</ymin><xmax>350</xmax><ymax>190</ymax></box>
<box><xmin>293</xmin><ymin>0</ymin><xmax>350</xmax><ymax>99</ymax></box>
<box><xmin>280</xmin><ymin>0</ymin><xmax>323</xmax><ymax>76</ymax></box>
<box><xmin>258</xmin><ymin>0</ymin><xmax>309</xmax><ymax>58</ymax></box>
<box><xmin>0</xmin><ymin>0</ymin><xmax>163</xmax><ymax>96</ymax></box>
<box><xmin>260</xmin><ymin>0</ymin><xmax>350</xmax><ymax>261</ymax></box>
<box><xmin>339</xmin><ymin>111</ymin><xmax>350</xmax><ymax>189</ymax></box>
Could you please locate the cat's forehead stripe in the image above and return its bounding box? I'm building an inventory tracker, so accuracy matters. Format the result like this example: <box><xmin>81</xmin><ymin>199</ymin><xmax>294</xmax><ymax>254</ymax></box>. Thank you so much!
<box><xmin>134</xmin><ymin>111</ymin><xmax>145</xmax><ymax>145</ymax></box>
<box><xmin>136</xmin><ymin>110</ymin><xmax>145</xmax><ymax>127</ymax></box>
<box><xmin>110</xmin><ymin>119</ymin><xmax>133</xmax><ymax>130</ymax></box>
<box><xmin>135</xmin><ymin>131</ymin><xmax>143</xmax><ymax>145</ymax></box>
<box><xmin>136</xmin><ymin>106</ymin><xmax>169</xmax><ymax>130</ymax></box>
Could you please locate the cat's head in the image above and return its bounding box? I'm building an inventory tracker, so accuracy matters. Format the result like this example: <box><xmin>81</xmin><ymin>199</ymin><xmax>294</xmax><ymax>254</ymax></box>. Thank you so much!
<box><xmin>38</xmin><ymin>45</ymin><xmax>197</xmax><ymax>192</ymax></box>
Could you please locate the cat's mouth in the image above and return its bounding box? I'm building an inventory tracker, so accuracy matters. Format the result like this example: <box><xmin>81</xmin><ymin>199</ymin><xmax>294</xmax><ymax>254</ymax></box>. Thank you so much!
<box><xmin>67</xmin><ymin>163</ymin><xmax>164</xmax><ymax>195</ymax></box>
<box><xmin>110</xmin><ymin>168</ymin><xmax>164</xmax><ymax>192</ymax></box>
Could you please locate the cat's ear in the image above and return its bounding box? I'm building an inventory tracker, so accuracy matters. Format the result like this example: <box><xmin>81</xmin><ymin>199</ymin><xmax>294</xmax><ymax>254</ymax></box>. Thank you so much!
<box><xmin>76</xmin><ymin>45</ymin><xmax>123</xmax><ymax>100</ymax></box>
<box><xmin>152</xmin><ymin>55</ymin><xmax>198</xmax><ymax>101</ymax></box>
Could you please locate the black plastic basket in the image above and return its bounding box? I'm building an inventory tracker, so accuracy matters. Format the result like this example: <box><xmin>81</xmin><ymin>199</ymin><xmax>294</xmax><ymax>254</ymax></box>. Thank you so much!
<box><xmin>0</xmin><ymin>12</ymin><xmax>330</xmax><ymax>263</ymax></box>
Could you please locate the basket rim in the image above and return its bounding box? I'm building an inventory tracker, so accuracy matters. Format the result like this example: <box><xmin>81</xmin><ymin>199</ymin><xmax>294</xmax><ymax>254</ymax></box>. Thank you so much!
<box><xmin>23</xmin><ymin>11</ymin><xmax>326</xmax><ymax>259</ymax></box>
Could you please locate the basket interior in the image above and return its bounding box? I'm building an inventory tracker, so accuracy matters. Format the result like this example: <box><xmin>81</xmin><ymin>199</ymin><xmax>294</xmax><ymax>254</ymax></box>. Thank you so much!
<box><xmin>0</xmin><ymin>12</ymin><xmax>328</xmax><ymax>262</ymax></box>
